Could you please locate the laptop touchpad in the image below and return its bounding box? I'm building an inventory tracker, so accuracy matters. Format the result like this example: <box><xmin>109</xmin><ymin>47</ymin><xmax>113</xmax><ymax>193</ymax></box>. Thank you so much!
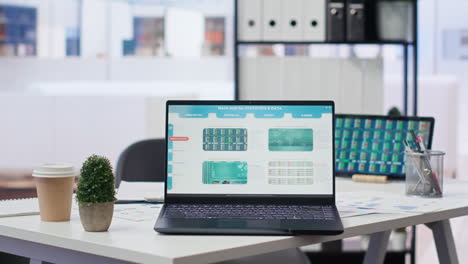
<box><xmin>217</xmin><ymin>220</ymin><xmax>281</xmax><ymax>229</ymax></box>
<box><xmin>217</xmin><ymin>220</ymin><xmax>248</xmax><ymax>228</ymax></box>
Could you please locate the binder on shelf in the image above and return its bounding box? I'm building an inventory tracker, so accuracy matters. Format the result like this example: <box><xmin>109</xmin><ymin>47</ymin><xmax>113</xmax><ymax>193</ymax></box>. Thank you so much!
<box><xmin>237</xmin><ymin>0</ymin><xmax>262</xmax><ymax>41</ymax></box>
<box><xmin>340</xmin><ymin>58</ymin><xmax>363</xmax><ymax>113</ymax></box>
<box><xmin>346</xmin><ymin>0</ymin><xmax>366</xmax><ymax>41</ymax></box>
<box><xmin>326</xmin><ymin>0</ymin><xmax>346</xmax><ymax>42</ymax></box>
<box><xmin>239</xmin><ymin>57</ymin><xmax>259</xmax><ymax>99</ymax></box>
<box><xmin>319</xmin><ymin>58</ymin><xmax>341</xmax><ymax>108</ymax></box>
<box><xmin>256</xmin><ymin>57</ymin><xmax>284</xmax><ymax>99</ymax></box>
<box><xmin>282</xmin><ymin>57</ymin><xmax>304</xmax><ymax>99</ymax></box>
<box><xmin>262</xmin><ymin>0</ymin><xmax>282</xmax><ymax>41</ymax></box>
<box><xmin>281</xmin><ymin>0</ymin><xmax>303</xmax><ymax>41</ymax></box>
<box><xmin>301</xmin><ymin>58</ymin><xmax>323</xmax><ymax>99</ymax></box>
<box><xmin>362</xmin><ymin>58</ymin><xmax>384</xmax><ymax>114</ymax></box>
<box><xmin>302</xmin><ymin>0</ymin><xmax>326</xmax><ymax>41</ymax></box>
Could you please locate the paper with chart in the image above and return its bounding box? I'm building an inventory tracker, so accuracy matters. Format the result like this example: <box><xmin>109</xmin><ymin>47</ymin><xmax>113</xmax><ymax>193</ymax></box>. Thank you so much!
<box><xmin>114</xmin><ymin>204</ymin><xmax>162</xmax><ymax>222</ymax></box>
<box><xmin>337</xmin><ymin>191</ymin><xmax>447</xmax><ymax>214</ymax></box>
<box><xmin>337</xmin><ymin>205</ymin><xmax>379</xmax><ymax>218</ymax></box>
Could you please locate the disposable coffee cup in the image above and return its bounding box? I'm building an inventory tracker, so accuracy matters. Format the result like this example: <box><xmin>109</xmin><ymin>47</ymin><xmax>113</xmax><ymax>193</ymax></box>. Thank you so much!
<box><xmin>33</xmin><ymin>163</ymin><xmax>78</xmax><ymax>222</ymax></box>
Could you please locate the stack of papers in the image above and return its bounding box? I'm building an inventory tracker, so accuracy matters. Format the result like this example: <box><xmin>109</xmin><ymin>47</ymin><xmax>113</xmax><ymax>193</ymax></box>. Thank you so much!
<box><xmin>0</xmin><ymin>198</ymin><xmax>39</xmax><ymax>217</ymax></box>
<box><xmin>116</xmin><ymin>181</ymin><xmax>164</xmax><ymax>202</ymax></box>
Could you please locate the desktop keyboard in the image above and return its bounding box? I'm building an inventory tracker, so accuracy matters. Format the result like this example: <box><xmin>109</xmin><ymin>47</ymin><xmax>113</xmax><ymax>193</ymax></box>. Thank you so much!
<box><xmin>164</xmin><ymin>204</ymin><xmax>335</xmax><ymax>220</ymax></box>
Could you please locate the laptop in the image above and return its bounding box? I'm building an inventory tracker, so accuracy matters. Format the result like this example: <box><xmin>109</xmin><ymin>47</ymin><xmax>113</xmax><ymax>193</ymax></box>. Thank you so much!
<box><xmin>335</xmin><ymin>114</ymin><xmax>435</xmax><ymax>179</ymax></box>
<box><xmin>154</xmin><ymin>101</ymin><xmax>343</xmax><ymax>235</ymax></box>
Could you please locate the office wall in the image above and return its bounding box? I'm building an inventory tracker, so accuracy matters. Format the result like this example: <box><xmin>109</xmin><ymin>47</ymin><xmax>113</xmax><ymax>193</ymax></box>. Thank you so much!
<box><xmin>0</xmin><ymin>58</ymin><xmax>106</xmax><ymax>91</ymax></box>
<box><xmin>0</xmin><ymin>93</ymin><xmax>201</xmax><ymax>169</ymax></box>
<box><xmin>81</xmin><ymin>0</ymin><xmax>108</xmax><ymax>58</ymax></box>
<box><xmin>0</xmin><ymin>95</ymin><xmax>143</xmax><ymax>169</ymax></box>
<box><xmin>0</xmin><ymin>0</ymin><xmax>235</xmax><ymax>172</ymax></box>
<box><xmin>0</xmin><ymin>57</ymin><xmax>233</xmax><ymax>91</ymax></box>
<box><xmin>419</xmin><ymin>0</ymin><xmax>468</xmax><ymax>180</ymax></box>
<box><xmin>109</xmin><ymin>57</ymin><xmax>232</xmax><ymax>81</ymax></box>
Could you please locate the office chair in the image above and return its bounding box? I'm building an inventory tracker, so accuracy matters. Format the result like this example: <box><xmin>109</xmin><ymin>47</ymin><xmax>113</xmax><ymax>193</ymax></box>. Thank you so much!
<box><xmin>115</xmin><ymin>138</ymin><xmax>165</xmax><ymax>188</ymax></box>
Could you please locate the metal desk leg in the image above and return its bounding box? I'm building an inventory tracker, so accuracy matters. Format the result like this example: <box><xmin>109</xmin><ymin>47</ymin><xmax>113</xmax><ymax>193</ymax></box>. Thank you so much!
<box><xmin>425</xmin><ymin>219</ymin><xmax>459</xmax><ymax>264</ymax></box>
<box><xmin>363</xmin><ymin>230</ymin><xmax>391</xmax><ymax>264</ymax></box>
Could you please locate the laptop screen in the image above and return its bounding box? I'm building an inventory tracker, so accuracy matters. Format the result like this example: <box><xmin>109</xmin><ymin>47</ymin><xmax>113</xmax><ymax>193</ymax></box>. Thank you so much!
<box><xmin>166</xmin><ymin>102</ymin><xmax>334</xmax><ymax>197</ymax></box>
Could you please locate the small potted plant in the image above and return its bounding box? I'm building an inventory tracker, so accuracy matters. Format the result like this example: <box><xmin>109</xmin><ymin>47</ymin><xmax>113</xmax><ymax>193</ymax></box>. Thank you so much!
<box><xmin>76</xmin><ymin>155</ymin><xmax>116</xmax><ymax>232</ymax></box>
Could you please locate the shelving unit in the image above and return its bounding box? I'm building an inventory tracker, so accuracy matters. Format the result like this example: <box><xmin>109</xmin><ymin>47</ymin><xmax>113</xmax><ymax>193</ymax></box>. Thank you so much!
<box><xmin>233</xmin><ymin>0</ymin><xmax>419</xmax><ymax>116</ymax></box>
<box><xmin>233</xmin><ymin>0</ymin><xmax>419</xmax><ymax>263</ymax></box>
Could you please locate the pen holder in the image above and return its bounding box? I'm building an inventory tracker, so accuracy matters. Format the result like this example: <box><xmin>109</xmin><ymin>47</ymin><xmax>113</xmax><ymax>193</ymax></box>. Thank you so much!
<box><xmin>405</xmin><ymin>150</ymin><xmax>445</xmax><ymax>198</ymax></box>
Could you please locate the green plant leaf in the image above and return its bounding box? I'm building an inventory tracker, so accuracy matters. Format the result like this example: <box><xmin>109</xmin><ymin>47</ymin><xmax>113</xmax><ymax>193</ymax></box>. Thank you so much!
<box><xmin>76</xmin><ymin>154</ymin><xmax>116</xmax><ymax>204</ymax></box>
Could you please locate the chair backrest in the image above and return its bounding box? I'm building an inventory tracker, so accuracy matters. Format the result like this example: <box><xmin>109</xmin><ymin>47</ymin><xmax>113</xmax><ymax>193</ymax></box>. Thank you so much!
<box><xmin>115</xmin><ymin>138</ymin><xmax>165</xmax><ymax>188</ymax></box>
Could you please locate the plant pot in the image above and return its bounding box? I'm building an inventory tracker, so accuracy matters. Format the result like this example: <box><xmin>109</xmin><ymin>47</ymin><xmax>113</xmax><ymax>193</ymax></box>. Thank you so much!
<box><xmin>79</xmin><ymin>202</ymin><xmax>114</xmax><ymax>232</ymax></box>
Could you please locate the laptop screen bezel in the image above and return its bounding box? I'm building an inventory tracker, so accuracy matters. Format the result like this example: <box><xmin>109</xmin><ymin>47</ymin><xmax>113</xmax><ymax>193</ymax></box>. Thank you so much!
<box><xmin>335</xmin><ymin>114</ymin><xmax>435</xmax><ymax>179</ymax></box>
<box><xmin>164</xmin><ymin>100</ymin><xmax>336</xmax><ymax>205</ymax></box>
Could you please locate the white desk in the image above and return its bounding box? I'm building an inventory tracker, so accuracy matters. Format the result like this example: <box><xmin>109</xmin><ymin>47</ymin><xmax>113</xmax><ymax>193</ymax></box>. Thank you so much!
<box><xmin>1</xmin><ymin>179</ymin><xmax>467</xmax><ymax>264</ymax></box>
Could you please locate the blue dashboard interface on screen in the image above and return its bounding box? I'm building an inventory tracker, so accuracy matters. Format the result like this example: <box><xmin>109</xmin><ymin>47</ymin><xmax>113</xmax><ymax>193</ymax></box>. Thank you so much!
<box><xmin>335</xmin><ymin>117</ymin><xmax>432</xmax><ymax>177</ymax></box>
<box><xmin>166</xmin><ymin>104</ymin><xmax>335</xmax><ymax>195</ymax></box>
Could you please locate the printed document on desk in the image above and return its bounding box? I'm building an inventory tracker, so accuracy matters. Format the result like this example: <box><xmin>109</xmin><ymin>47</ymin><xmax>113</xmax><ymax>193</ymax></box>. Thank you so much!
<box><xmin>114</xmin><ymin>204</ymin><xmax>163</xmax><ymax>222</ymax></box>
<box><xmin>0</xmin><ymin>198</ymin><xmax>39</xmax><ymax>217</ymax></box>
<box><xmin>116</xmin><ymin>181</ymin><xmax>164</xmax><ymax>202</ymax></box>
<box><xmin>337</xmin><ymin>192</ymin><xmax>447</xmax><ymax>214</ymax></box>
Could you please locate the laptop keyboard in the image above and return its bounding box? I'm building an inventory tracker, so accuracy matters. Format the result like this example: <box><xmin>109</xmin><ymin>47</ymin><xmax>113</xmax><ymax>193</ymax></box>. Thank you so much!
<box><xmin>164</xmin><ymin>204</ymin><xmax>335</xmax><ymax>220</ymax></box>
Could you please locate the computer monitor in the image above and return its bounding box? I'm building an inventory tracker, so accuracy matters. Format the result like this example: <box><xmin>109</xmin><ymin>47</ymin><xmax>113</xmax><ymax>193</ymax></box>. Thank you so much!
<box><xmin>165</xmin><ymin>101</ymin><xmax>335</xmax><ymax>197</ymax></box>
<box><xmin>335</xmin><ymin>114</ymin><xmax>435</xmax><ymax>178</ymax></box>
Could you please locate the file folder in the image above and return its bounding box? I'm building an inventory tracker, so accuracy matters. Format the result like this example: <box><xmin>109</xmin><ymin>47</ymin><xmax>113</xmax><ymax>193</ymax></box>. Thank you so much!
<box><xmin>326</xmin><ymin>0</ymin><xmax>346</xmax><ymax>42</ymax></box>
<box><xmin>302</xmin><ymin>0</ymin><xmax>326</xmax><ymax>41</ymax></box>
<box><xmin>237</xmin><ymin>0</ymin><xmax>262</xmax><ymax>41</ymax></box>
<box><xmin>282</xmin><ymin>57</ymin><xmax>304</xmax><ymax>99</ymax></box>
<box><xmin>262</xmin><ymin>0</ymin><xmax>282</xmax><ymax>40</ymax></box>
<box><xmin>239</xmin><ymin>57</ymin><xmax>258</xmax><ymax>99</ymax></box>
<box><xmin>346</xmin><ymin>0</ymin><xmax>365</xmax><ymax>41</ymax></box>
<box><xmin>257</xmin><ymin>57</ymin><xmax>284</xmax><ymax>99</ymax></box>
<box><xmin>340</xmin><ymin>58</ymin><xmax>363</xmax><ymax>113</ymax></box>
<box><xmin>301</xmin><ymin>58</ymin><xmax>323</xmax><ymax>99</ymax></box>
<box><xmin>362</xmin><ymin>58</ymin><xmax>383</xmax><ymax>114</ymax></box>
<box><xmin>283</xmin><ymin>57</ymin><xmax>325</xmax><ymax>100</ymax></box>
<box><xmin>281</xmin><ymin>0</ymin><xmax>303</xmax><ymax>41</ymax></box>
<box><xmin>320</xmin><ymin>58</ymin><xmax>341</xmax><ymax>109</ymax></box>
<box><xmin>240</xmin><ymin>57</ymin><xmax>285</xmax><ymax>100</ymax></box>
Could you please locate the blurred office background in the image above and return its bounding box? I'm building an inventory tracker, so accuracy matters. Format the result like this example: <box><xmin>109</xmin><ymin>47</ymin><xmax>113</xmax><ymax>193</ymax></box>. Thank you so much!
<box><xmin>0</xmin><ymin>0</ymin><xmax>467</xmax><ymax>263</ymax></box>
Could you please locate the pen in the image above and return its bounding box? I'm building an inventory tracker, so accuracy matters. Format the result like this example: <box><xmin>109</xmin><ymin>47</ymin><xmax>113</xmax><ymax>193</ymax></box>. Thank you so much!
<box><xmin>404</xmin><ymin>143</ymin><xmax>426</xmax><ymax>188</ymax></box>
<box><xmin>416</xmin><ymin>135</ymin><xmax>427</xmax><ymax>152</ymax></box>
<box><xmin>410</xmin><ymin>130</ymin><xmax>422</xmax><ymax>153</ymax></box>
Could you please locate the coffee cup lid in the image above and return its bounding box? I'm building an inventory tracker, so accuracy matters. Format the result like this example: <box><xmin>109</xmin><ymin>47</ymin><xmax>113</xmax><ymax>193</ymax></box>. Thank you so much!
<box><xmin>32</xmin><ymin>163</ymin><xmax>78</xmax><ymax>178</ymax></box>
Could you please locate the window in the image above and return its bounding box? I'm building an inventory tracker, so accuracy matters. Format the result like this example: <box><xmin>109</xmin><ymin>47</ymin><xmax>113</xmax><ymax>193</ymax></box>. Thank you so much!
<box><xmin>0</xmin><ymin>5</ymin><xmax>37</xmax><ymax>56</ymax></box>
<box><xmin>124</xmin><ymin>17</ymin><xmax>165</xmax><ymax>56</ymax></box>
<box><xmin>204</xmin><ymin>17</ymin><xmax>225</xmax><ymax>56</ymax></box>
<box><xmin>0</xmin><ymin>0</ymin><xmax>231</xmax><ymax>58</ymax></box>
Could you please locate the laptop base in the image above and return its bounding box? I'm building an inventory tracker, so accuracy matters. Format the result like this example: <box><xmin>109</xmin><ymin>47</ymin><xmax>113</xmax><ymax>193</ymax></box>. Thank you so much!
<box><xmin>155</xmin><ymin>204</ymin><xmax>344</xmax><ymax>235</ymax></box>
